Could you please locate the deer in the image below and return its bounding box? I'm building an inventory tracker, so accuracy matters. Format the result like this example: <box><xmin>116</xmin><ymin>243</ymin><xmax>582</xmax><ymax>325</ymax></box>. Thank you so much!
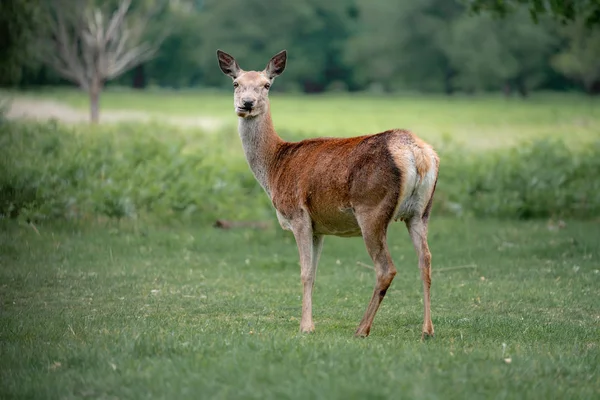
<box><xmin>217</xmin><ymin>49</ymin><xmax>439</xmax><ymax>339</ymax></box>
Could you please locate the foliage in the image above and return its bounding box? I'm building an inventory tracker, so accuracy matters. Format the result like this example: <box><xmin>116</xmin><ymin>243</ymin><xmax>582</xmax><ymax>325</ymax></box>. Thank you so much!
<box><xmin>445</xmin><ymin>9</ymin><xmax>557</xmax><ymax>94</ymax></box>
<box><xmin>195</xmin><ymin>0</ymin><xmax>357</xmax><ymax>92</ymax></box>
<box><xmin>438</xmin><ymin>139</ymin><xmax>600</xmax><ymax>218</ymax></box>
<box><xmin>1</xmin><ymin>120</ymin><xmax>599</xmax><ymax>223</ymax></box>
<box><xmin>0</xmin><ymin>121</ymin><xmax>271</xmax><ymax>224</ymax></box>
<box><xmin>552</xmin><ymin>18</ymin><xmax>600</xmax><ymax>92</ymax></box>
<box><xmin>1</xmin><ymin>216</ymin><xmax>599</xmax><ymax>398</ymax></box>
<box><xmin>142</xmin><ymin>5</ymin><xmax>204</xmax><ymax>88</ymax></box>
<box><xmin>0</xmin><ymin>0</ymin><xmax>44</xmax><ymax>85</ymax></box>
<box><xmin>345</xmin><ymin>0</ymin><xmax>462</xmax><ymax>93</ymax></box>
<box><xmin>3</xmin><ymin>0</ymin><xmax>600</xmax><ymax>94</ymax></box>
<box><xmin>467</xmin><ymin>0</ymin><xmax>600</xmax><ymax>27</ymax></box>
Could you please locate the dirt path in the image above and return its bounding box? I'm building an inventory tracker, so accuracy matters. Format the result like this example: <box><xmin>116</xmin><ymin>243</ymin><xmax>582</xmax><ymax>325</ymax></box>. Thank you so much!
<box><xmin>5</xmin><ymin>97</ymin><xmax>225</xmax><ymax>131</ymax></box>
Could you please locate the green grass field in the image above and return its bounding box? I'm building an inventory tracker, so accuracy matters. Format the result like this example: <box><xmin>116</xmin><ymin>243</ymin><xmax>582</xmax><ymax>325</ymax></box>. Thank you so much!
<box><xmin>1</xmin><ymin>217</ymin><xmax>599</xmax><ymax>399</ymax></box>
<box><xmin>9</xmin><ymin>88</ymin><xmax>600</xmax><ymax>149</ymax></box>
<box><xmin>1</xmin><ymin>90</ymin><xmax>599</xmax><ymax>398</ymax></box>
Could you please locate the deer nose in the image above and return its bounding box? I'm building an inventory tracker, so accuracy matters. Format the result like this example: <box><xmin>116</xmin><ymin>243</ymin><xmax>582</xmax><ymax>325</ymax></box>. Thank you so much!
<box><xmin>242</xmin><ymin>98</ymin><xmax>255</xmax><ymax>110</ymax></box>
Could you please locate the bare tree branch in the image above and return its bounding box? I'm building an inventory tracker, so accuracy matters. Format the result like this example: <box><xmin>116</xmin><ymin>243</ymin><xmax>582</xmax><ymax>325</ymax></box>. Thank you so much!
<box><xmin>106</xmin><ymin>43</ymin><xmax>156</xmax><ymax>79</ymax></box>
<box><xmin>40</xmin><ymin>0</ymin><xmax>165</xmax><ymax>122</ymax></box>
<box><xmin>105</xmin><ymin>0</ymin><xmax>131</xmax><ymax>46</ymax></box>
<box><xmin>50</xmin><ymin>8</ymin><xmax>88</xmax><ymax>89</ymax></box>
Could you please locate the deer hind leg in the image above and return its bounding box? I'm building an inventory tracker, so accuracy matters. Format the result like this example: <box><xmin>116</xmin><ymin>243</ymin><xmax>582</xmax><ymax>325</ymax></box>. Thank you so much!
<box><xmin>355</xmin><ymin>212</ymin><xmax>397</xmax><ymax>337</ymax></box>
<box><xmin>406</xmin><ymin>217</ymin><xmax>434</xmax><ymax>339</ymax></box>
<box><xmin>291</xmin><ymin>218</ymin><xmax>324</xmax><ymax>333</ymax></box>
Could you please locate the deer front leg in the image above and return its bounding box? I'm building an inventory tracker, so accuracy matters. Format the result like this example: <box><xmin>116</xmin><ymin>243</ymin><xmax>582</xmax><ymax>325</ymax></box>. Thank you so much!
<box><xmin>407</xmin><ymin>217</ymin><xmax>434</xmax><ymax>340</ymax></box>
<box><xmin>291</xmin><ymin>221</ymin><xmax>324</xmax><ymax>333</ymax></box>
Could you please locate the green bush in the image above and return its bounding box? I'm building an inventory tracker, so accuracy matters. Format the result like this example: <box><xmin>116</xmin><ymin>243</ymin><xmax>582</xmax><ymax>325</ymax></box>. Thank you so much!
<box><xmin>1</xmin><ymin>121</ymin><xmax>598</xmax><ymax>223</ymax></box>
<box><xmin>0</xmin><ymin>121</ymin><xmax>272</xmax><ymax>223</ymax></box>
<box><xmin>437</xmin><ymin>139</ymin><xmax>600</xmax><ymax>219</ymax></box>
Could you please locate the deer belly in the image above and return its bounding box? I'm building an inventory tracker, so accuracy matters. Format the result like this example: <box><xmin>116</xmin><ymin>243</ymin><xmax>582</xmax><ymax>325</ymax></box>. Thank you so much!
<box><xmin>310</xmin><ymin>207</ymin><xmax>362</xmax><ymax>237</ymax></box>
<box><xmin>274</xmin><ymin>204</ymin><xmax>361</xmax><ymax>237</ymax></box>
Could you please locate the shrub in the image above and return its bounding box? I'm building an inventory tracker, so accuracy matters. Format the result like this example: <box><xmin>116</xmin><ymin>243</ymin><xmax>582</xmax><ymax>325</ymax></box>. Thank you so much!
<box><xmin>1</xmin><ymin>120</ymin><xmax>598</xmax><ymax>223</ymax></box>
<box><xmin>0</xmin><ymin>121</ymin><xmax>272</xmax><ymax>223</ymax></box>
<box><xmin>437</xmin><ymin>139</ymin><xmax>600</xmax><ymax>219</ymax></box>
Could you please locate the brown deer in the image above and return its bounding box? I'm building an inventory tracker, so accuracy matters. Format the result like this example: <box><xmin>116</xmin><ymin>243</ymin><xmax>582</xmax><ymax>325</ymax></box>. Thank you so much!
<box><xmin>217</xmin><ymin>49</ymin><xmax>439</xmax><ymax>338</ymax></box>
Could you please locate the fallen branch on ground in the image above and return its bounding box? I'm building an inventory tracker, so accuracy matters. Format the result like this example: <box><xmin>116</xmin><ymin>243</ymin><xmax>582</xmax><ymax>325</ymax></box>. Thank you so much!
<box><xmin>356</xmin><ymin>261</ymin><xmax>375</xmax><ymax>271</ymax></box>
<box><xmin>213</xmin><ymin>220</ymin><xmax>271</xmax><ymax>230</ymax></box>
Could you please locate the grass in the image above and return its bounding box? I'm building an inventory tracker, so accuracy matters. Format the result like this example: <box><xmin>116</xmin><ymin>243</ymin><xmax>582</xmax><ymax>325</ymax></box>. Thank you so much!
<box><xmin>1</xmin><ymin>89</ymin><xmax>599</xmax><ymax>397</ymax></box>
<box><xmin>1</xmin><ymin>217</ymin><xmax>599</xmax><ymax>399</ymax></box>
<box><xmin>7</xmin><ymin>88</ymin><xmax>600</xmax><ymax>149</ymax></box>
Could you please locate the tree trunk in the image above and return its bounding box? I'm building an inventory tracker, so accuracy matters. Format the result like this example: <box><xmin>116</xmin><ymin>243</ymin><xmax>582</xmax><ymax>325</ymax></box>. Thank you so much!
<box><xmin>503</xmin><ymin>82</ymin><xmax>512</xmax><ymax>97</ymax></box>
<box><xmin>89</xmin><ymin>77</ymin><xmax>103</xmax><ymax>124</ymax></box>
<box><xmin>584</xmin><ymin>79</ymin><xmax>600</xmax><ymax>95</ymax></box>
<box><xmin>589</xmin><ymin>80</ymin><xmax>600</xmax><ymax>95</ymax></box>
<box><xmin>132</xmin><ymin>64</ymin><xmax>146</xmax><ymax>89</ymax></box>
<box><xmin>90</xmin><ymin>88</ymin><xmax>100</xmax><ymax>124</ymax></box>
<box><xmin>516</xmin><ymin>76</ymin><xmax>528</xmax><ymax>98</ymax></box>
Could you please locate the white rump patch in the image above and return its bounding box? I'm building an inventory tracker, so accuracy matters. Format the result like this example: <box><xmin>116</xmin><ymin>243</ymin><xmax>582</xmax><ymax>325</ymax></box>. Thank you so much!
<box><xmin>394</xmin><ymin>150</ymin><xmax>437</xmax><ymax>221</ymax></box>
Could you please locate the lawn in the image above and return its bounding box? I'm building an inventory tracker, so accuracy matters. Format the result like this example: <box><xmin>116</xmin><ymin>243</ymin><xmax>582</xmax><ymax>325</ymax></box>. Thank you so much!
<box><xmin>1</xmin><ymin>217</ymin><xmax>598</xmax><ymax>399</ymax></box>
<box><xmin>1</xmin><ymin>89</ymin><xmax>599</xmax><ymax>398</ymax></box>
<box><xmin>8</xmin><ymin>88</ymin><xmax>600</xmax><ymax>149</ymax></box>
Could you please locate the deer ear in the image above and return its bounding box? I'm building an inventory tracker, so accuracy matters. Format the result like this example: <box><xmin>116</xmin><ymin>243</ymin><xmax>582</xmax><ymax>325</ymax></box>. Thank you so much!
<box><xmin>264</xmin><ymin>50</ymin><xmax>287</xmax><ymax>79</ymax></box>
<box><xmin>217</xmin><ymin>49</ymin><xmax>241</xmax><ymax>79</ymax></box>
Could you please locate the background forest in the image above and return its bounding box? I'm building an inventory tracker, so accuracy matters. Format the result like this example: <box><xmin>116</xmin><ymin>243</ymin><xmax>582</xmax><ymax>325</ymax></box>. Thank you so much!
<box><xmin>1</xmin><ymin>1</ymin><xmax>599</xmax><ymax>399</ymax></box>
<box><xmin>3</xmin><ymin>0</ymin><xmax>600</xmax><ymax>96</ymax></box>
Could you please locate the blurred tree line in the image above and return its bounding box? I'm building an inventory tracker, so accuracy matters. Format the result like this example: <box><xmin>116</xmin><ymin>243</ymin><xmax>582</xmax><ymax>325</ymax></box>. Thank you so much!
<box><xmin>3</xmin><ymin>0</ymin><xmax>600</xmax><ymax>95</ymax></box>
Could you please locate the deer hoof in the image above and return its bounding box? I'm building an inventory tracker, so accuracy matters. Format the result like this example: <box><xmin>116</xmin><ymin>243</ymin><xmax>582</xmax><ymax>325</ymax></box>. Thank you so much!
<box><xmin>300</xmin><ymin>324</ymin><xmax>315</xmax><ymax>334</ymax></box>
<box><xmin>354</xmin><ymin>326</ymin><xmax>371</xmax><ymax>338</ymax></box>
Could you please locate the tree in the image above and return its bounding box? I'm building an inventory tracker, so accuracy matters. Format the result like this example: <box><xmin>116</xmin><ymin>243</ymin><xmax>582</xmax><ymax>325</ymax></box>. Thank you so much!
<box><xmin>467</xmin><ymin>0</ymin><xmax>600</xmax><ymax>27</ymax></box>
<box><xmin>0</xmin><ymin>0</ymin><xmax>44</xmax><ymax>85</ymax></box>
<box><xmin>195</xmin><ymin>0</ymin><xmax>356</xmax><ymax>92</ymax></box>
<box><xmin>42</xmin><ymin>0</ymin><xmax>161</xmax><ymax>123</ymax></box>
<box><xmin>141</xmin><ymin>2</ymin><xmax>204</xmax><ymax>88</ymax></box>
<box><xmin>552</xmin><ymin>18</ymin><xmax>600</xmax><ymax>93</ymax></box>
<box><xmin>445</xmin><ymin>9</ymin><xmax>556</xmax><ymax>95</ymax></box>
<box><xmin>345</xmin><ymin>0</ymin><xmax>462</xmax><ymax>93</ymax></box>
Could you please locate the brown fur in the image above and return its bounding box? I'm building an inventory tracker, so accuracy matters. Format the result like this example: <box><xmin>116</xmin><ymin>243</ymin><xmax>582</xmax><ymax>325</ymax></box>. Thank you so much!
<box><xmin>217</xmin><ymin>49</ymin><xmax>439</xmax><ymax>338</ymax></box>
<box><xmin>269</xmin><ymin>131</ymin><xmax>404</xmax><ymax>237</ymax></box>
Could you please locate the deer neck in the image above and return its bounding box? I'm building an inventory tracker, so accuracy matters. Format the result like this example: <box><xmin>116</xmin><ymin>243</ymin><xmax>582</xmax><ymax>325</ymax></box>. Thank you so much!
<box><xmin>237</xmin><ymin>107</ymin><xmax>282</xmax><ymax>196</ymax></box>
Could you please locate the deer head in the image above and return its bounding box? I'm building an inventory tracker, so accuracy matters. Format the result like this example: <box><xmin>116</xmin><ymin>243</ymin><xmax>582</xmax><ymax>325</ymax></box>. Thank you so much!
<box><xmin>217</xmin><ymin>49</ymin><xmax>287</xmax><ymax>118</ymax></box>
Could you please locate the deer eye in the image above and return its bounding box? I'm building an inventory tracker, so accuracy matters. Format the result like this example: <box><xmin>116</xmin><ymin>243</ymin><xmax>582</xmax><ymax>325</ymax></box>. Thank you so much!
<box><xmin>264</xmin><ymin>83</ymin><xmax>271</xmax><ymax>89</ymax></box>
<box><xmin>233</xmin><ymin>82</ymin><xmax>239</xmax><ymax>88</ymax></box>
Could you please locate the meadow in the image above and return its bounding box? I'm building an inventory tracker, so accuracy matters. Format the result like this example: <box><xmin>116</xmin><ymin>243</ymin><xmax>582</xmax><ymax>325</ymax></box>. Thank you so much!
<box><xmin>13</xmin><ymin>88</ymin><xmax>600</xmax><ymax>148</ymax></box>
<box><xmin>1</xmin><ymin>217</ymin><xmax>599</xmax><ymax>399</ymax></box>
<box><xmin>1</xmin><ymin>90</ymin><xmax>599</xmax><ymax>399</ymax></box>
